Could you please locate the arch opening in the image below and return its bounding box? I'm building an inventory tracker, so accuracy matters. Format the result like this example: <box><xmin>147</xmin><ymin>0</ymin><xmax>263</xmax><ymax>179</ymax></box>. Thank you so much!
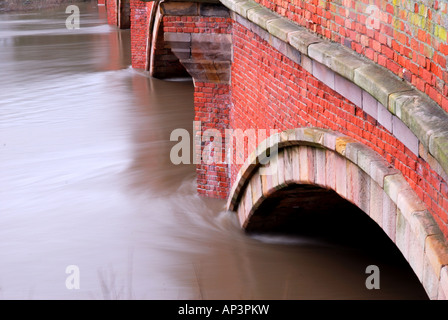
<box><xmin>246</xmin><ymin>182</ymin><xmax>429</xmax><ymax>299</ymax></box>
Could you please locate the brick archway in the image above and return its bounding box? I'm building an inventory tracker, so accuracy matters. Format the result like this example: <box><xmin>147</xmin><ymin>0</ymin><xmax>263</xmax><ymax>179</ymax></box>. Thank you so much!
<box><xmin>227</xmin><ymin>127</ymin><xmax>448</xmax><ymax>299</ymax></box>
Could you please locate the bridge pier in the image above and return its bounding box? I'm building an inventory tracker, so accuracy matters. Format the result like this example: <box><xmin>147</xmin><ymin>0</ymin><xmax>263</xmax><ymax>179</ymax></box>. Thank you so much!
<box><xmin>106</xmin><ymin>0</ymin><xmax>130</xmax><ymax>29</ymax></box>
<box><xmin>130</xmin><ymin>0</ymin><xmax>233</xmax><ymax>197</ymax></box>
<box><xmin>162</xmin><ymin>2</ymin><xmax>232</xmax><ymax>197</ymax></box>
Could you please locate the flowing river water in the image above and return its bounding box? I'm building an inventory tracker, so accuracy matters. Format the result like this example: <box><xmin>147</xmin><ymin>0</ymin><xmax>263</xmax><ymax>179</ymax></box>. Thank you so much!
<box><xmin>0</xmin><ymin>2</ymin><xmax>429</xmax><ymax>299</ymax></box>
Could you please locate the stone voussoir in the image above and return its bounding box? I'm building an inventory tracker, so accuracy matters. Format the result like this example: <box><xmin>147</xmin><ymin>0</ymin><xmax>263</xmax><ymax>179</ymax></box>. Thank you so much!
<box><xmin>369</xmin><ymin>160</ymin><xmax>399</xmax><ymax>188</ymax></box>
<box><xmin>425</xmin><ymin>233</ymin><xmax>448</xmax><ymax>280</ymax></box>
<box><xmin>383</xmin><ymin>173</ymin><xmax>411</xmax><ymax>203</ymax></box>
<box><xmin>356</xmin><ymin>147</ymin><xmax>384</xmax><ymax>176</ymax></box>
<box><xmin>295</xmin><ymin>127</ymin><xmax>329</xmax><ymax>146</ymax></box>
<box><xmin>396</xmin><ymin>187</ymin><xmax>427</xmax><ymax>220</ymax></box>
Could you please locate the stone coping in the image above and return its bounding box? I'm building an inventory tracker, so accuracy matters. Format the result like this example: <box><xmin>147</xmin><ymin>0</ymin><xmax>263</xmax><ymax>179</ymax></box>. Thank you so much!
<box><xmin>219</xmin><ymin>0</ymin><xmax>448</xmax><ymax>179</ymax></box>
<box><xmin>226</xmin><ymin>127</ymin><xmax>448</xmax><ymax>299</ymax></box>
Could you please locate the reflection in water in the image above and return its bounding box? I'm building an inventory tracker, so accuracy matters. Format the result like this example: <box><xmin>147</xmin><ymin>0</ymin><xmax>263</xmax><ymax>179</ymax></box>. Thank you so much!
<box><xmin>0</xmin><ymin>2</ymin><xmax>428</xmax><ymax>299</ymax></box>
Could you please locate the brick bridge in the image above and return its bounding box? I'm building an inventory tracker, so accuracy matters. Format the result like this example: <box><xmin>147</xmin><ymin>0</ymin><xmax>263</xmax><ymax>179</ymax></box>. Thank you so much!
<box><xmin>103</xmin><ymin>0</ymin><xmax>448</xmax><ymax>299</ymax></box>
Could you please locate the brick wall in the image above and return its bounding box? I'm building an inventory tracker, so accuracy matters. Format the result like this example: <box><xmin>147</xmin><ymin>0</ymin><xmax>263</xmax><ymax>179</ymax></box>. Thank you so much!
<box><xmin>163</xmin><ymin>15</ymin><xmax>233</xmax><ymax>34</ymax></box>
<box><xmin>230</xmin><ymin>21</ymin><xmax>448</xmax><ymax>237</ymax></box>
<box><xmin>152</xmin><ymin>17</ymin><xmax>190</xmax><ymax>78</ymax></box>
<box><xmin>252</xmin><ymin>0</ymin><xmax>448</xmax><ymax>113</ymax></box>
<box><xmin>195</xmin><ymin>83</ymin><xmax>231</xmax><ymax>198</ymax></box>
<box><xmin>162</xmin><ymin>14</ymin><xmax>233</xmax><ymax>197</ymax></box>
<box><xmin>106</xmin><ymin>0</ymin><xmax>117</xmax><ymax>26</ymax></box>
<box><xmin>130</xmin><ymin>0</ymin><xmax>152</xmax><ymax>69</ymax></box>
<box><xmin>127</xmin><ymin>3</ymin><xmax>447</xmax><ymax>236</ymax></box>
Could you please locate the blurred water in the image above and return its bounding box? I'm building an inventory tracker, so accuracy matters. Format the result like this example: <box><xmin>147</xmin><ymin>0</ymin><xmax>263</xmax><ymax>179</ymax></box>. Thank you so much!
<box><xmin>0</xmin><ymin>2</ymin><xmax>428</xmax><ymax>299</ymax></box>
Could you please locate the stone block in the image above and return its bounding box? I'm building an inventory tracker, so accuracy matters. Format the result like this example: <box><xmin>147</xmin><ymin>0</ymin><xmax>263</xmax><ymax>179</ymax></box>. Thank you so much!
<box><xmin>369</xmin><ymin>180</ymin><xmax>383</xmax><ymax>225</ymax></box>
<box><xmin>383</xmin><ymin>173</ymin><xmax>409</xmax><ymax>203</ymax></box>
<box><xmin>369</xmin><ymin>159</ymin><xmax>398</xmax><ymax>188</ymax></box>
<box><xmin>288</xmin><ymin>29</ymin><xmax>321</xmax><ymax>55</ymax></box>
<box><xmin>357</xmin><ymin>147</ymin><xmax>381</xmax><ymax>175</ymax></box>
<box><xmin>408</xmin><ymin>226</ymin><xmax>425</xmax><ymax>282</ymax></box>
<box><xmin>308</xmin><ymin>42</ymin><xmax>367</xmax><ymax>81</ymax></box>
<box><xmin>388</xmin><ymin>90</ymin><xmax>420</xmax><ymax>117</ymax></box>
<box><xmin>335</xmin><ymin>155</ymin><xmax>347</xmax><ymax>198</ymax></box>
<box><xmin>246</xmin><ymin>6</ymin><xmax>278</xmax><ymax>30</ymax></box>
<box><xmin>237</xmin><ymin>198</ymin><xmax>246</xmax><ymax>226</ymax></box>
<box><xmin>396</xmin><ymin>188</ymin><xmax>427</xmax><ymax>220</ymax></box>
<box><xmin>325</xmin><ymin>149</ymin><xmax>336</xmax><ymax>190</ymax></box>
<box><xmin>300</xmin><ymin>55</ymin><xmax>313</xmax><ymax>74</ymax></box>
<box><xmin>199</xmin><ymin>3</ymin><xmax>231</xmax><ymax>17</ymax></box>
<box><xmin>233</xmin><ymin>0</ymin><xmax>259</xmax><ymax>18</ymax></box>
<box><xmin>296</xmin><ymin>127</ymin><xmax>327</xmax><ymax>146</ymax></box>
<box><xmin>382</xmin><ymin>191</ymin><xmax>397</xmax><ymax>242</ymax></box>
<box><xmin>425</xmin><ymin>233</ymin><xmax>448</xmax><ymax>280</ymax></box>
<box><xmin>284</xmin><ymin>43</ymin><xmax>301</xmax><ymax>65</ymax></box>
<box><xmin>266</xmin><ymin>18</ymin><xmax>300</xmax><ymax>42</ymax></box>
<box><xmin>423</xmin><ymin>257</ymin><xmax>439</xmax><ymax>300</ymax></box>
<box><xmin>334</xmin><ymin>74</ymin><xmax>362</xmax><ymax>108</ymax></box>
<box><xmin>429</xmin><ymin>131</ymin><xmax>448</xmax><ymax>178</ymax></box>
<box><xmin>276</xmin><ymin>151</ymin><xmax>286</xmax><ymax>188</ymax></box>
<box><xmin>298</xmin><ymin>146</ymin><xmax>314</xmax><ymax>184</ymax></box>
<box><xmin>400</xmin><ymin>95</ymin><xmax>448</xmax><ymax>151</ymax></box>
<box><xmin>377</xmin><ymin>103</ymin><xmax>393</xmax><ymax>132</ymax></box>
<box><xmin>291</xmin><ymin>147</ymin><xmax>301</xmax><ymax>182</ymax></box>
<box><xmin>314</xmin><ymin>147</ymin><xmax>326</xmax><ymax>187</ymax></box>
<box><xmin>219</xmin><ymin>0</ymin><xmax>245</xmax><ymax>13</ymax></box>
<box><xmin>335</xmin><ymin>136</ymin><xmax>357</xmax><ymax>157</ymax></box>
<box><xmin>345</xmin><ymin>141</ymin><xmax>364</xmax><ymax>164</ymax></box>
<box><xmin>358</xmin><ymin>170</ymin><xmax>371</xmax><ymax>214</ymax></box>
<box><xmin>354</xmin><ymin>64</ymin><xmax>410</xmax><ymax>107</ymax></box>
<box><xmin>361</xmin><ymin>90</ymin><xmax>379</xmax><ymax>119</ymax></box>
<box><xmin>396</xmin><ymin>209</ymin><xmax>410</xmax><ymax>261</ymax></box>
<box><xmin>164</xmin><ymin>32</ymin><xmax>191</xmax><ymax>43</ymax></box>
<box><xmin>161</xmin><ymin>2</ymin><xmax>198</xmax><ymax>15</ymax></box>
<box><xmin>313</xmin><ymin>61</ymin><xmax>335</xmax><ymax>90</ymax></box>
<box><xmin>283</xmin><ymin>147</ymin><xmax>294</xmax><ymax>184</ymax></box>
<box><xmin>392</xmin><ymin>116</ymin><xmax>419</xmax><ymax>156</ymax></box>
<box><xmin>250</xmin><ymin>171</ymin><xmax>263</xmax><ymax>208</ymax></box>
<box><xmin>438</xmin><ymin>266</ymin><xmax>448</xmax><ymax>300</ymax></box>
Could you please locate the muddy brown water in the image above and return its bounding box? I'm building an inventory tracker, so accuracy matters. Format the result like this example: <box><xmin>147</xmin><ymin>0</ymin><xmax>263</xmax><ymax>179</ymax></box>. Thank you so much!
<box><xmin>0</xmin><ymin>2</ymin><xmax>428</xmax><ymax>299</ymax></box>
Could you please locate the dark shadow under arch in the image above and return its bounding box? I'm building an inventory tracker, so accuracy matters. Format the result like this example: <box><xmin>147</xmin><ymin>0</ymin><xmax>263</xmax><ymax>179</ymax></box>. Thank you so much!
<box><xmin>246</xmin><ymin>183</ymin><xmax>429</xmax><ymax>299</ymax></box>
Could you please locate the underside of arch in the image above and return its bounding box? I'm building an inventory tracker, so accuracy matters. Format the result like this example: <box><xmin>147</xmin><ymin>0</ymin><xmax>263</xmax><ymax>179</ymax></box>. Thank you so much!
<box><xmin>227</xmin><ymin>127</ymin><xmax>448</xmax><ymax>299</ymax></box>
<box><xmin>145</xmin><ymin>0</ymin><xmax>232</xmax><ymax>82</ymax></box>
